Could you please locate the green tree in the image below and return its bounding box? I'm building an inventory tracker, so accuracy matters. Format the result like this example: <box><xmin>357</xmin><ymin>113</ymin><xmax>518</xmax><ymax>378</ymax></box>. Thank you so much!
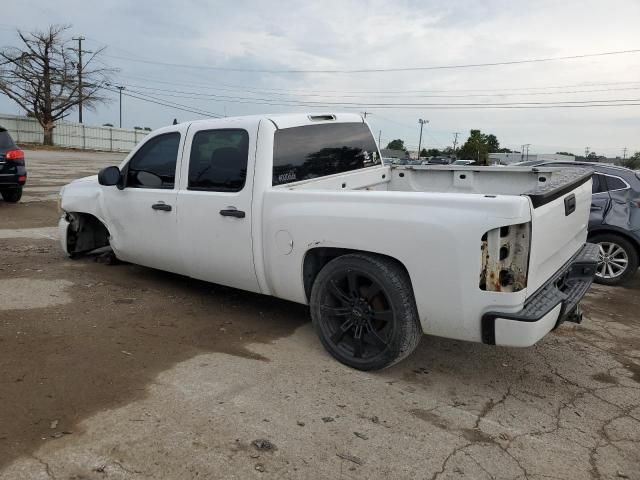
<box><xmin>485</xmin><ymin>134</ymin><xmax>500</xmax><ymax>153</ymax></box>
<box><xmin>621</xmin><ymin>151</ymin><xmax>640</xmax><ymax>170</ymax></box>
<box><xmin>425</xmin><ymin>148</ymin><xmax>441</xmax><ymax>157</ymax></box>
<box><xmin>555</xmin><ymin>151</ymin><xmax>575</xmax><ymax>156</ymax></box>
<box><xmin>386</xmin><ymin>139</ymin><xmax>406</xmax><ymax>151</ymax></box>
<box><xmin>458</xmin><ymin>130</ymin><xmax>490</xmax><ymax>164</ymax></box>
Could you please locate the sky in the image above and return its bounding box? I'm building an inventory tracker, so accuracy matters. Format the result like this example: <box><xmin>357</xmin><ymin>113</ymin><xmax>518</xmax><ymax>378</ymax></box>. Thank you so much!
<box><xmin>1</xmin><ymin>0</ymin><xmax>640</xmax><ymax>156</ymax></box>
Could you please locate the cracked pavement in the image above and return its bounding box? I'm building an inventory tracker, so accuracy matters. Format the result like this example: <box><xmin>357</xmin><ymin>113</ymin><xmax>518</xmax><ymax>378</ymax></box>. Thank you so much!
<box><xmin>0</xmin><ymin>149</ymin><xmax>639</xmax><ymax>479</ymax></box>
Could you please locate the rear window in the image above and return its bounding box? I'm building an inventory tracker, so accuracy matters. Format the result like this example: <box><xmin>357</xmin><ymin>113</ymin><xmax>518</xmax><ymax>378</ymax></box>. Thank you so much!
<box><xmin>0</xmin><ymin>129</ymin><xmax>16</xmax><ymax>149</ymax></box>
<box><xmin>272</xmin><ymin>122</ymin><xmax>380</xmax><ymax>186</ymax></box>
<box><xmin>604</xmin><ymin>175</ymin><xmax>627</xmax><ymax>191</ymax></box>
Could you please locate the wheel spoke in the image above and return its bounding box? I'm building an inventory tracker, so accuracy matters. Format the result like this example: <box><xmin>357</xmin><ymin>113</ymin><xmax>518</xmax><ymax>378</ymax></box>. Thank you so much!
<box><xmin>320</xmin><ymin>305</ymin><xmax>351</xmax><ymax>316</ymax></box>
<box><xmin>330</xmin><ymin>318</ymin><xmax>354</xmax><ymax>344</ymax></box>
<box><xmin>372</xmin><ymin>309</ymin><xmax>393</xmax><ymax>323</ymax></box>
<box><xmin>598</xmin><ymin>262</ymin><xmax>607</xmax><ymax>276</ymax></box>
<box><xmin>353</xmin><ymin>336</ymin><xmax>364</xmax><ymax>358</ymax></box>
<box><xmin>346</xmin><ymin>271</ymin><xmax>359</xmax><ymax>296</ymax></box>
<box><xmin>354</xmin><ymin>324</ymin><xmax>364</xmax><ymax>340</ymax></box>
<box><xmin>607</xmin><ymin>243</ymin><xmax>615</xmax><ymax>255</ymax></box>
<box><xmin>606</xmin><ymin>263</ymin><xmax>615</xmax><ymax>278</ymax></box>
<box><xmin>365</xmin><ymin>320</ymin><xmax>389</xmax><ymax>349</ymax></box>
<box><xmin>329</xmin><ymin>280</ymin><xmax>351</xmax><ymax>305</ymax></box>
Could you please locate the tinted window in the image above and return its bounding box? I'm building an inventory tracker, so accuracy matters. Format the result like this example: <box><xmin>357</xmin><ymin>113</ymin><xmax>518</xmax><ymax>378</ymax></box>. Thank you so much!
<box><xmin>604</xmin><ymin>175</ymin><xmax>627</xmax><ymax>191</ymax></box>
<box><xmin>0</xmin><ymin>129</ymin><xmax>16</xmax><ymax>150</ymax></box>
<box><xmin>188</xmin><ymin>129</ymin><xmax>249</xmax><ymax>192</ymax></box>
<box><xmin>592</xmin><ymin>174</ymin><xmax>606</xmax><ymax>194</ymax></box>
<box><xmin>126</xmin><ymin>133</ymin><xmax>180</xmax><ymax>189</ymax></box>
<box><xmin>273</xmin><ymin>123</ymin><xmax>380</xmax><ymax>185</ymax></box>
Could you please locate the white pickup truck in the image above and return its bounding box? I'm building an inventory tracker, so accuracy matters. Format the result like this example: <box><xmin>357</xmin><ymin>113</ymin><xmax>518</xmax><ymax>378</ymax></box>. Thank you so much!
<box><xmin>59</xmin><ymin>113</ymin><xmax>598</xmax><ymax>370</ymax></box>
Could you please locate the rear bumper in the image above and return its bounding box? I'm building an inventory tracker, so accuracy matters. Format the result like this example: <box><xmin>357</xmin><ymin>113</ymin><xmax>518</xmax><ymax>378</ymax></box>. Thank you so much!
<box><xmin>481</xmin><ymin>242</ymin><xmax>599</xmax><ymax>347</ymax></box>
<box><xmin>0</xmin><ymin>172</ymin><xmax>27</xmax><ymax>186</ymax></box>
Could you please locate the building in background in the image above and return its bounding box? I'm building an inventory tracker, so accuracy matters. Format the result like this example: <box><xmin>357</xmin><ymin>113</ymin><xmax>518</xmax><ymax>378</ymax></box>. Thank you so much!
<box><xmin>489</xmin><ymin>152</ymin><xmax>575</xmax><ymax>165</ymax></box>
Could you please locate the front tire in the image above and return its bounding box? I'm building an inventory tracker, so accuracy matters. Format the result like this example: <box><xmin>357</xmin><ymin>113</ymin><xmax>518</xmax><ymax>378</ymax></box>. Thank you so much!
<box><xmin>310</xmin><ymin>253</ymin><xmax>422</xmax><ymax>370</ymax></box>
<box><xmin>591</xmin><ymin>233</ymin><xmax>639</xmax><ymax>286</ymax></box>
<box><xmin>1</xmin><ymin>187</ymin><xmax>22</xmax><ymax>203</ymax></box>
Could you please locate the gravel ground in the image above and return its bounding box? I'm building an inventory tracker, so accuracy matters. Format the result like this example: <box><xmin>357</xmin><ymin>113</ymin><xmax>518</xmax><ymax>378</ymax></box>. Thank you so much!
<box><xmin>0</xmin><ymin>149</ymin><xmax>639</xmax><ymax>479</ymax></box>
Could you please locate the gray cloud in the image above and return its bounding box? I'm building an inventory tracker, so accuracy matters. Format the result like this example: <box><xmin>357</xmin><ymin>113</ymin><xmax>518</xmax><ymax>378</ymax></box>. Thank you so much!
<box><xmin>1</xmin><ymin>0</ymin><xmax>639</xmax><ymax>156</ymax></box>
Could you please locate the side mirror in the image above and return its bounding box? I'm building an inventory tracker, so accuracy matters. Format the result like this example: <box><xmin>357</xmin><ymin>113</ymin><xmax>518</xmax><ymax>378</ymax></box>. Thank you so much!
<box><xmin>98</xmin><ymin>166</ymin><xmax>121</xmax><ymax>186</ymax></box>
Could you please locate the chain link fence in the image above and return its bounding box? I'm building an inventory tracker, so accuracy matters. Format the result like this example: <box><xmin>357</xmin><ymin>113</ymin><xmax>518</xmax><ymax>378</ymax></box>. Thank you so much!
<box><xmin>0</xmin><ymin>113</ymin><xmax>149</xmax><ymax>152</ymax></box>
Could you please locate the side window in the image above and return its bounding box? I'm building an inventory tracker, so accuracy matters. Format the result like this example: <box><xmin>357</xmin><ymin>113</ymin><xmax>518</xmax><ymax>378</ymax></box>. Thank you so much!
<box><xmin>592</xmin><ymin>174</ymin><xmax>606</xmax><ymax>194</ymax></box>
<box><xmin>126</xmin><ymin>133</ymin><xmax>180</xmax><ymax>189</ymax></box>
<box><xmin>188</xmin><ymin>129</ymin><xmax>249</xmax><ymax>192</ymax></box>
<box><xmin>604</xmin><ymin>175</ymin><xmax>627</xmax><ymax>192</ymax></box>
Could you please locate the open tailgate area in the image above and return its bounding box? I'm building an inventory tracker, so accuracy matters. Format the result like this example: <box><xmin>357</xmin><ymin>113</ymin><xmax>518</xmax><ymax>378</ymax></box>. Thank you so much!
<box><xmin>524</xmin><ymin>168</ymin><xmax>593</xmax><ymax>293</ymax></box>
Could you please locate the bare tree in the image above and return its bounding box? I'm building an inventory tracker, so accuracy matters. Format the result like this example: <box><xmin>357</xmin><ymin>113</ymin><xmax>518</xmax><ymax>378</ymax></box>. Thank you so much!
<box><xmin>0</xmin><ymin>25</ymin><xmax>115</xmax><ymax>145</ymax></box>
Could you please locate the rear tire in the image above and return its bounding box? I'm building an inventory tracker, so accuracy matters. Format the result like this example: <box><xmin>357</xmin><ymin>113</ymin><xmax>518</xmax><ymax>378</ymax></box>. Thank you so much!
<box><xmin>591</xmin><ymin>233</ymin><xmax>639</xmax><ymax>286</ymax></box>
<box><xmin>1</xmin><ymin>187</ymin><xmax>22</xmax><ymax>203</ymax></box>
<box><xmin>310</xmin><ymin>253</ymin><xmax>422</xmax><ymax>370</ymax></box>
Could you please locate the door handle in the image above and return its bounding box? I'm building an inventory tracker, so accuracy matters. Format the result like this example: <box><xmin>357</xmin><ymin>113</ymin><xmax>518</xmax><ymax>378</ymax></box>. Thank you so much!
<box><xmin>220</xmin><ymin>209</ymin><xmax>245</xmax><ymax>218</ymax></box>
<box><xmin>152</xmin><ymin>203</ymin><xmax>172</xmax><ymax>211</ymax></box>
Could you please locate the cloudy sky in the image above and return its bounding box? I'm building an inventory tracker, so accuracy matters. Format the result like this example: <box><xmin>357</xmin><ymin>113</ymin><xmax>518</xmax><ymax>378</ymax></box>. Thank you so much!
<box><xmin>2</xmin><ymin>0</ymin><xmax>640</xmax><ymax>156</ymax></box>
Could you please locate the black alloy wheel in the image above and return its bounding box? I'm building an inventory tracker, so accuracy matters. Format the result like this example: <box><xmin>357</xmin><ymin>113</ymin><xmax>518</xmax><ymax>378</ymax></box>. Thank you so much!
<box><xmin>310</xmin><ymin>254</ymin><xmax>422</xmax><ymax>370</ymax></box>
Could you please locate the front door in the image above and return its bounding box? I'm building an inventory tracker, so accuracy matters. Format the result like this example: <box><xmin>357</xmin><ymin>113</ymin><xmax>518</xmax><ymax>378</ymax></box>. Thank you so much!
<box><xmin>176</xmin><ymin>119</ymin><xmax>260</xmax><ymax>292</ymax></box>
<box><xmin>103</xmin><ymin>129</ymin><xmax>186</xmax><ymax>274</ymax></box>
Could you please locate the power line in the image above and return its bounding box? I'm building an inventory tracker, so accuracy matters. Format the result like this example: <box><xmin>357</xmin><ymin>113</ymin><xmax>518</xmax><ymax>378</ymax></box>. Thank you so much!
<box><xmin>105</xmin><ymin>87</ymin><xmax>223</xmax><ymax>118</ymax></box>
<box><xmin>113</xmin><ymin>79</ymin><xmax>640</xmax><ymax>100</ymax></box>
<box><xmin>102</xmin><ymin>48</ymin><xmax>640</xmax><ymax>74</ymax></box>
<box><xmin>119</xmin><ymin>85</ymin><xmax>640</xmax><ymax>109</ymax></box>
<box><xmin>114</xmin><ymin>72</ymin><xmax>640</xmax><ymax>95</ymax></box>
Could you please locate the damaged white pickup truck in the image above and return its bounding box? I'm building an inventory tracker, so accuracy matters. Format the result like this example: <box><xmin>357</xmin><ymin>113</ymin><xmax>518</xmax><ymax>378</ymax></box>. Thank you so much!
<box><xmin>59</xmin><ymin>113</ymin><xmax>598</xmax><ymax>370</ymax></box>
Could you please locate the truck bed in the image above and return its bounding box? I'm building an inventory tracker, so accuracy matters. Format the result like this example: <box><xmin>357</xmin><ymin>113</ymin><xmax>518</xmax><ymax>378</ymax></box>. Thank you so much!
<box><xmin>284</xmin><ymin>164</ymin><xmax>592</xmax><ymax>206</ymax></box>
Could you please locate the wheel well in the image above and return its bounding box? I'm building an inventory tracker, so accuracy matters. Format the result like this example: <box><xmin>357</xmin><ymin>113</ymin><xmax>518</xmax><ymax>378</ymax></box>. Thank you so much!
<box><xmin>65</xmin><ymin>212</ymin><xmax>110</xmax><ymax>255</ymax></box>
<box><xmin>588</xmin><ymin>229</ymin><xmax>640</xmax><ymax>256</ymax></box>
<box><xmin>302</xmin><ymin>247</ymin><xmax>412</xmax><ymax>301</ymax></box>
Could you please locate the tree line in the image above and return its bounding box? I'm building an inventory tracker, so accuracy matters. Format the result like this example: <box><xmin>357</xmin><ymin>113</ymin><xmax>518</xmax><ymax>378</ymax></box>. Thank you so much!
<box><xmin>385</xmin><ymin>129</ymin><xmax>513</xmax><ymax>164</ymax></box>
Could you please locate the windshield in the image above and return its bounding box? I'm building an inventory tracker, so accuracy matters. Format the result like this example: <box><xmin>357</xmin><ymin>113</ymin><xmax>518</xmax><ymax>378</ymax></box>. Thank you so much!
<box><xmin>273</xmin><ymin>122</ymin><xmax>380</xmax><ymax>185</ymax></box>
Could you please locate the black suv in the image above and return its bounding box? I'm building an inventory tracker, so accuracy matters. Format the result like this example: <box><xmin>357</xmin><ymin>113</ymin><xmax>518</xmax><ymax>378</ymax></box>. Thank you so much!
<box><xmin>516</xmin><ymin>160</ymin><xmax>640</xmax><ymax>286</ymax></box>
<box><xmin>0</xmin><ymin>127</ymin><xmax>26</xmax><ymax>202</ymax></box>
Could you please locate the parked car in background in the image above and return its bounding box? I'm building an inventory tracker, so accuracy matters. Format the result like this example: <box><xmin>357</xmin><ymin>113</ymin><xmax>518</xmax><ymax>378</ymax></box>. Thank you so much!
<box><xmin>515</xmin><ymin>160</ymin><xmax>640</xmax><ymax>285</ymax></box>
<box><xmin>0</xmin><ymin>127</ymin><xmax>26</xmax><ymax>203</ymax></box>
<box><xmin>452</xmin><ymin>159</ymin><xmax>478</xmax><ymax>166</ymax></box>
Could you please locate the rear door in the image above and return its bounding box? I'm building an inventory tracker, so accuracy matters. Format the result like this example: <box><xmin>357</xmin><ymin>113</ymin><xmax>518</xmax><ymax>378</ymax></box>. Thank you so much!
<box><xmin>590</xmin><ymin>173</ymin><xmax>612</xmax><ymax>226</ymax></box>
<box><xmin>176</xmin><ymin>118</ymin><xmax>260</xmax><ymax>293</ymax></box>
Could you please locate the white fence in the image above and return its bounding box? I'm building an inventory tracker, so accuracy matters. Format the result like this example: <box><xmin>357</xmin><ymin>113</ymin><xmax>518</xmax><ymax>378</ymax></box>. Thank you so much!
<box><xmin>0</xmin><ymin>113</ymin><xmax>149</xmax><ymax>152</ymax></box>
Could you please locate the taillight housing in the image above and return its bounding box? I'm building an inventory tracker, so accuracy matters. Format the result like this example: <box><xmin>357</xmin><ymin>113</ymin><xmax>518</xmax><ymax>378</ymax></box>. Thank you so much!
<box><xmin>5</xmin><ymin>149</ymin><xmax>24</xmax><ymax>161</ymax></box>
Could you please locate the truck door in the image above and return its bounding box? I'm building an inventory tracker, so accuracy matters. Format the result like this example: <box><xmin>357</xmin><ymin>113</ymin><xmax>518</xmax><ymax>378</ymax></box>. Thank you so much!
<box><xmin>102</xmin><ymin>129</ymin><xmax>186</xmax><ymax>274</ymax></box>
<box><xmin>176</xmin><ymin>118</ymin><xmax>260</xmax><ymax>293</ymax></box>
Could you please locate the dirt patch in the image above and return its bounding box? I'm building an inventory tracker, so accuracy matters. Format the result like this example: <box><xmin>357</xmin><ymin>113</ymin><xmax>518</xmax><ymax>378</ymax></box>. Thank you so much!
<box><xmin>0</xmin><ymin>237</ymin><xmax>307</xmax><ymax>468</ymax></box>
<box><xmin>409</xmin><ymin>409</ymin><xmax>451</xmax><ymax>430</ymax></box>
<box><xmin>0</xmin><ymin>200</ymin><xmax>59</xmax><ymax>229</ymax></box>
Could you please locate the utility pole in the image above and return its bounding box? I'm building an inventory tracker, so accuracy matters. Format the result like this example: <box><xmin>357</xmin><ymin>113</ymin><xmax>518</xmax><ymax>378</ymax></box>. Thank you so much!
<box><xmin>623</xmin><ymin>147</ymin><xmax>627</xmax><ymax>159</ymax></box>
<box><xmin>115</xmin><ymin>86</ymin><xmax>125</xmax><ymax>128</ymax></box>
<box><xmin>585</xmin><ymin>147</ymin><xmax>590</xmax><ymax>159</ymax></box>
<box><xmin>525</xmin><ymin>144</ymin><xmax>531</xmax><ymax>162</ymax></box>
<box><xmin>452</xmin><ymin>132</ymin><xmax>460</xmax><ymax>155</ymax></box>
<box><xmin>360</xmin><ymin>111</ymin><xmax>372</xmax><ymax>119</ymax></box>
<box><xmin>417</xmin><ymin>119</ymin><xmax>429</xmax><ymax>159</ymax></box>
<box><xmin>71</xmin><ymin>36</ymin><xmax>90</xmax><ymax>123</ymax></box>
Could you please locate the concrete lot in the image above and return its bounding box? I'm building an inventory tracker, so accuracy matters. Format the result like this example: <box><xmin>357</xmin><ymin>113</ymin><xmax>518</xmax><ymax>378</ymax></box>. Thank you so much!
<box><xmin>0</xmin><ymin>149</ymin><xmax>639</xmax><ymax>479</ymax></box>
